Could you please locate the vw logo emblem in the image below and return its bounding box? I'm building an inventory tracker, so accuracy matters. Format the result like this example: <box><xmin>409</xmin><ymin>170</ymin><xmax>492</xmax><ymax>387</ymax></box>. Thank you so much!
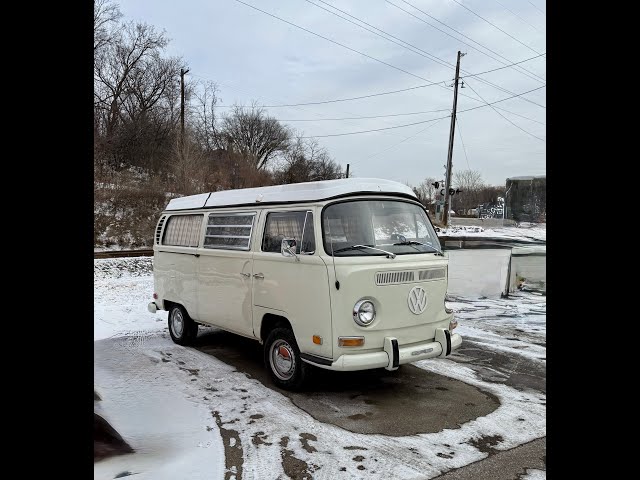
<box><xmin>408</xmin><ymin>286</ymin><xmax>427</xmax><ymax>315</ymax></box>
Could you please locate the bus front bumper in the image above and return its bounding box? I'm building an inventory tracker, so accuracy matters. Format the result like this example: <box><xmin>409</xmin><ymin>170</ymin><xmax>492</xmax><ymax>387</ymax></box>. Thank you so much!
<box><xmin>302</xmin><ymin>329</ymin><xmax>462</xmax><ymax>372</ymax></box>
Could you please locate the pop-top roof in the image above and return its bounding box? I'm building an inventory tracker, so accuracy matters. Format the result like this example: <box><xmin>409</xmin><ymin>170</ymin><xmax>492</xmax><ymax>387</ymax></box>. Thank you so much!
<box><xmin>165</xmin><ymin>178</ymin><xmax>417</xmax><ymax>211</ymax></box>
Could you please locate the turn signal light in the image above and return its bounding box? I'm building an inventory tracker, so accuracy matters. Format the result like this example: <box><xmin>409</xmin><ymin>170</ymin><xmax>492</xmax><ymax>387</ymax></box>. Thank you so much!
<box><xmin>312</xmin><ymin>335</ymin><xmax>322</xmax><ymax>345</ymax></box>
<box><xmin>338</xmin><ymin>337</ymin><xmax>365</xmax><ymax>347</ymax></box>
<box><xmin>153</xmin><ymin>292</ymin><xmax>158</xmax><ymax>299</ymax></box>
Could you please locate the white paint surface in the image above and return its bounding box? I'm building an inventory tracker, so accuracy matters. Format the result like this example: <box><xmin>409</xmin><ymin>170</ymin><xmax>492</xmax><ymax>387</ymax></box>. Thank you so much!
<box><xmin>447</xmin><ymin>249</ymin><xmax>511</xmax><ymax>298</ymax></box>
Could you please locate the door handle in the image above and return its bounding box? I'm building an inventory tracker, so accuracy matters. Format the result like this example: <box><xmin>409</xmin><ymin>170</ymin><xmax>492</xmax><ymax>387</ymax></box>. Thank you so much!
<box><xmin>240</xmin><ymin>272</ymin><xmax>250</xmax><ymax>278</ymax></box>
<box><xmin>253</xmin><ymin>273</ymin><xmax>264</xmax><ymax>279</ymax></box>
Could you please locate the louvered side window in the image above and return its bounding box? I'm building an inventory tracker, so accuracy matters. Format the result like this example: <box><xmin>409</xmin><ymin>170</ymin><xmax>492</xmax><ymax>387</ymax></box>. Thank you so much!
<box><xmin>155</xmin><ymin>215</ymin><xmax>167</xmax><ymax>245</ymax></box>
<box><xmin>204</xmin><ymin>212</ymin><xmax>256</xmax><ymax>250</ymax></box>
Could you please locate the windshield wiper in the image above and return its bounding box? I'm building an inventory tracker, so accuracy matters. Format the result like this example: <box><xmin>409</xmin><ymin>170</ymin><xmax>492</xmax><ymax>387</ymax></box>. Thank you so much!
<box><xmin>393</xmin><ymin>240</ymin><xmax>444</xmax><ymax>256</ymax></box>
<box><xmin>332</xmin><ymin>244</ymin><xmax>396</xmax><ymax>259</ymax></box>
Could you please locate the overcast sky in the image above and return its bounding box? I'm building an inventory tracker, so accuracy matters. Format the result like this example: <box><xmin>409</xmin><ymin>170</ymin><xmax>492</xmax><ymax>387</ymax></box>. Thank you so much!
<box><xmin>116</xmin><ymin>0</ymin><xmax>546</xmax><ymax>187</ymax></box>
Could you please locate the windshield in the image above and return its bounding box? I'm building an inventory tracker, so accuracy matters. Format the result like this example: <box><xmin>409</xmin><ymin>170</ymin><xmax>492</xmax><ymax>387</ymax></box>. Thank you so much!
<box><xmin>322</xmin><ymin>199</ymin><xmax>441</xmax><ymax>256</ymax></box>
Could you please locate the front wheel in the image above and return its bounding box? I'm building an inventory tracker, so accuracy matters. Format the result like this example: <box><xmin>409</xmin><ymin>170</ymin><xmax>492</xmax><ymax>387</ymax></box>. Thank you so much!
<box><xmin>168</xmin><ymin>305</ymin><xmax>198</xmax><ymax>346</ymax></box>
<box><xmin>264</xmin><ymin>327</ymin><xmax>308</xmax><ymax>390</ymax></box>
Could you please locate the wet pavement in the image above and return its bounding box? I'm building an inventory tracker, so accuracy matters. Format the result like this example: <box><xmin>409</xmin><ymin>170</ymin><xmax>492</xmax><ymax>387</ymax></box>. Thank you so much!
<box><xmin>194</xmin><ymin>330</ymin><xmax>500</xmax><ymax>436</ymax></box>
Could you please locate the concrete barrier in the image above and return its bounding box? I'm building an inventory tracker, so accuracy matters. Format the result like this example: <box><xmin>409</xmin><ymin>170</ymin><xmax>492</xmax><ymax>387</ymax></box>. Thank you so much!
<box><xmin>509</xmin><ymin>246</ymin><xmax>546</xmax><ymax>292</ymax></box>
<box><xmin>447</xmin><ymin>249</ymin><xmax>512</xmax><ymax>298</ymax></box>
<box><xmin>447</xmin><ymin>246</ymin><xmax>546</xmax><ymax>298</ymax></box>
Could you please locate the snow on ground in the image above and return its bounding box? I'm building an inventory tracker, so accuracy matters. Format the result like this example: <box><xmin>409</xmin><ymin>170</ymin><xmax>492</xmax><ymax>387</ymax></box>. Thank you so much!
<box><xmin>95</xmin><ymin>257</ymin><xmax>545</xmax><ymax>479</ymax></box>
<box><xmin>95</xmin><ymin>342</ymin><xmax>225</xmax><ymax>480</ymax></box>
<box><xmin>94</xmin><ymin>258</ymin><xmax>167</xmax><ymax>340</ymax></box>
<box><xmin>439</xmin><ymin>223</ymin><xmax>546</xmax><ymax>243</ymax></box>
<box><xmin>94</xmin><ymin>245</ymin><xmax>152</xmax><ymax>252</ymax></box>
<box><xmin>446</xmin><ymin>294</ymin><xmax>547</xmax><ymax>362</ymax></box>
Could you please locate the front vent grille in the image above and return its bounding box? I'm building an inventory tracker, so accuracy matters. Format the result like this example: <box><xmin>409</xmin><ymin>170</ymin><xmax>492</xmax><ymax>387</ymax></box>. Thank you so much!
<box><xmin>376</xmin><ymin>271</ymin><xmax>415</xmax><ymax>285</ymax></box>
<box><xmin>418</xmin><ymin>268</ymin><xmax>446</xmax><ymax>281</ymax></box>
<box><xmin>155</xmin><ymin>215</ymin><xmax>167</xmax><ymax>245</ymax></box>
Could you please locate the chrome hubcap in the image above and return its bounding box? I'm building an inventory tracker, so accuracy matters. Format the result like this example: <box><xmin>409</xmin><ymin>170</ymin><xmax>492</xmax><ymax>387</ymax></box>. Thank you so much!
<box><xmin>170</xmin><ymin>309</ymin><xmax>184</xmax><ymax>338</ymax></box>
<box><xmin>270</xmin><ymin>340</ymin><xmax>295</xmax><ymax>381</ymax></box>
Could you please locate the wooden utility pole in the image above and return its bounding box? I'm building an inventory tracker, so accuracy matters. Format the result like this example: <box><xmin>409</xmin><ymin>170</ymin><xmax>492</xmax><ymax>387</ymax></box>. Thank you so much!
<box><xmin>346</xmin><ymin>163</ymin><xmax>350</xmax><ymax>178</ymax></box>
<box><xmin>442</xmin><ymin>51</ymin><xmax>464</xmax><ymax>228</ymax></box>
<box><xmin>180</xmin><ymin>67</ymin><xmax>190</xmax><ymax>147</ymax></box>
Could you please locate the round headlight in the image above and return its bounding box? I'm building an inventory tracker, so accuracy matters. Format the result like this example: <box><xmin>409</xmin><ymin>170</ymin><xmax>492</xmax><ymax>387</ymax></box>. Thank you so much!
<box><xmin>353</xmin><ymin>299</ymin><xmax>376</xmax><ymax>326</ymax></box>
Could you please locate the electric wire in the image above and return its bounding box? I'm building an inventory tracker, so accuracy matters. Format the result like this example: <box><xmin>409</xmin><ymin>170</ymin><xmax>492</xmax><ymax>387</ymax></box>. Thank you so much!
<box><xmin>389</xmin><ymin>0</ymin><xmax>545</xmax><ymax>83</ymax></box>
<box><xmin>463</xmin><ymin>80</ymin><xmax>545</xmax><ymax>142</ymax></box>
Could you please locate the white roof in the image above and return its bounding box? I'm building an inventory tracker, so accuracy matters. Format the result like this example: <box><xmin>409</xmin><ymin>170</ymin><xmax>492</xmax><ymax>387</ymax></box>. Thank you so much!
<box><xmin>165</xmin><ymin>178</ymin><xmax>417</xmax><ymax>211</ymax></box>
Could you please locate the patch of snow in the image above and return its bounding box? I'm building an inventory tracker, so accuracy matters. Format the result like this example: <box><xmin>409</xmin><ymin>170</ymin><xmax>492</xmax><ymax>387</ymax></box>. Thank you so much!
<box><xmin>521</xmin><ymin>468</ymin><xmax>546</xmax><ymax>479</ymax></box>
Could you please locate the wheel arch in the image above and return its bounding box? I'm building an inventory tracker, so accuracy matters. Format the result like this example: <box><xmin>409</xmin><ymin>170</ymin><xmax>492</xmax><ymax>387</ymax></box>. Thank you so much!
<box><xmin>259</xmin><ymin>313</ymin><xmax>293</xmax><ymax>344</ymax></box>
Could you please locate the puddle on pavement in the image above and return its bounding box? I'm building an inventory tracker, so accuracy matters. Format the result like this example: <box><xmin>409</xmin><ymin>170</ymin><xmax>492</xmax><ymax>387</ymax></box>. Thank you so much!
<box><xmin>193</xmin><ymin>329</ymin><xmax>499</xmax><ymax>436</ymax></box>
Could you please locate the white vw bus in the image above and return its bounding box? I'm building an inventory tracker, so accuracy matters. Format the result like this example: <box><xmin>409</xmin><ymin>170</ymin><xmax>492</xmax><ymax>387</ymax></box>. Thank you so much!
<box><xmin>148</xmin><ymin>178</ymin><xmax>461</xmax><ymax>389</ymax></box>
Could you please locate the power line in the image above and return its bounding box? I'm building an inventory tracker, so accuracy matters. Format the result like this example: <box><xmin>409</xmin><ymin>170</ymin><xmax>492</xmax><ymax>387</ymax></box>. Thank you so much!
<box><xmin>459</xmin><ymin>86</ymin><xmax>545</xmax><ymax>114</ymax></box>
<box><xmin>493</xmin><ymin>106</ymin><xmax>545</xmax><ymax>125</ymax></box>
<box><xmin>300</xmin><ymin>85</ymin><xmax>545</xmax><ymax>138</ymax></box>
<box><xmin>526</xmin><ymin>1</ymin><xmax>546</xmax><ymax>16</ymax></box>
<box><xmin>448</xmin><ymin>0</ymin><xmax>542</xmax><ymax>55</ymax></box>
<box><xmin>313</xmin><ymin>0</ymin><xmax>547</xmax><ymax>107</ymax></box>
<box><xmin>233</xmin><ymin>0</ymin><xmax>525</xmax><ymax>109</ymax></box>
<box><xmin>207</xmin><ymin>54</ymin><xmax>544</xmax><ymax>109</ymax></box>
<box><xmin>307</xmin><ymin>0</ymin><xmax>452</xmax><ymax>70</ymax></box>
<box><xmin>279</xmin><ymin>109</ymin><xmax>450</xmax><ymax>121</ymax></box>
<box><xmin>210</xmin><ymin>81</ymin><xmax>446</xmax><ymax>108</ymax></box>
<box><xmin>464</xmin><ymin>53</ymin><xmax>545</xmax><ymax>78</ymax></box>
<box><xmin>461</xmin><ymin>55</ymin><xmax>546</xmax><ymax>110</ymax></box>
<box><xmin>455</xmin><ymin>115</ymin><xmax>471</xmax><ymax>170</ymax></box>
<box><xmin>278</xmin><ymin>105</ymin><xmax>544</xmax><ymax>124</ymax></box>
<box><xmin>493</xmin><ymin>0</ymin><xmax>544</xmax><ymax>33</ymax></box>
<box><xmin>389</xmin><ymin>0</ymin><xmax>545</xmax><ymax>83</ymax></box>
<box><xmin>300</xmin><ymin>114</ymin><xmax>451</xmax><ymax>138</ymax></box>
<box><xmin>191</xmin><ymin>74</ymin><xmax>444</xmax><ymax>140</ymax></box>
<box><xmin>310</xmin><ymin>0</ymin><xmax>546</xmax><ymax>107</ymax></box>
<box><xmin>233</xmin><ymin>0</ymin><xmax>442</xmax><ymax>86</ymax></box>
<box><xmin>386</xmin><ymin>1</ymin><xmax>546</xmax><ymax>108</ymax></box>
<box><xmin>360</xmin><ymin>117</ymin><xmax>448</xmax><ymax>163</ymax></box>
<box><xmin>463</xmin><ymin>80</ymin><xmax>545</xmax><ymax>142</ymax></box>
<box><xmin>466</xmin><ymin>74</ymin><xmax>546</xmax><ymax>109</ymax></box>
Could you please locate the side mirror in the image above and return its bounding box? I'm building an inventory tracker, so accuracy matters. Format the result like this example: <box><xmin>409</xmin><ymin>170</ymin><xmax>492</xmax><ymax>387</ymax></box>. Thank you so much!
<box><xmin>281</xmin><ymin>238</ymin><xmax>299</xmax><ymax>261</ymax></box>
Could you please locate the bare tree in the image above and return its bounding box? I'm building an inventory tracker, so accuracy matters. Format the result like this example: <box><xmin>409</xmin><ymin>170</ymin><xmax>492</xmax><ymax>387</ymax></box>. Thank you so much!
<box><xmin>171</xmin><ymin>135</ymin><xmax>204</xmax><ymax>195</ymax></box>
<box><xmin>190</xmin><ymin>80</ymin><xmax>221</xmax><ymax>153</ymax></box>
<box><xmin>94</xmin><ymin>0</ymin><xmax>122</xmax><ymax>51</ymax></box>
<box><xmin>121</xmin><ymin>53</ymin><xmax>182</xmax><ymax>121</ymax></box>
<box><xmin>94</xmin><ymin>21</ymin><xmax>170</xmax><ymax>138</ymax></box>
<box><xmin>273</xmin><ymin>137</ymin><xmax>342</xmax><ymax>184</ymax></box>
<box><xmin>453</xmin><ymin>169</ymin><xmax>485</xmax><ymax>214</ymax></box>
<box><xmin>220</xmin><ymin>105</ymin><xmax>291</xmax><ymax>170</ymax></box>
<box><xmin>413</xmin><ymin>177</ymin><xmax>437</xmax><ymax>211</ymax></box>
